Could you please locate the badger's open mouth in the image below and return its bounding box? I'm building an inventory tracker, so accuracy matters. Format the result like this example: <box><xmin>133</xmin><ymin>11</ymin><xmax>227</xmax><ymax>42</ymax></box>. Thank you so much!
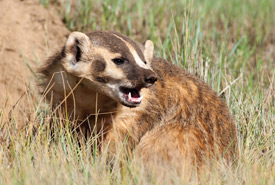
<box><xmin>119</xmin><ymin>86</ymin><xmax>143</xmax><ymax>107</ymax></box>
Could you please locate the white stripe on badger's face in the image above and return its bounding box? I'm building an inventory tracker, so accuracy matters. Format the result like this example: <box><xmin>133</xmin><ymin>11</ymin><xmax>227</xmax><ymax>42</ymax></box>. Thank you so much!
<box><xmin>111</xmin><ymin>34</ymin><xmax>151</xmax><ymax>70</ymax></box>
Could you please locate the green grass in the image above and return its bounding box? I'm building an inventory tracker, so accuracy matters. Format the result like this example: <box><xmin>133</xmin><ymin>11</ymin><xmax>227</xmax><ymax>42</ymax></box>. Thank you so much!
<box><xmin>1</xmin><ymin>0</ymin><xmax>275</xmax><ymax>184</ymax></box>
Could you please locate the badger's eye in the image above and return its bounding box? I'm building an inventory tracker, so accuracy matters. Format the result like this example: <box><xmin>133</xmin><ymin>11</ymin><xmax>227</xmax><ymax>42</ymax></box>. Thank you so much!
<box><xmin>112</xmin><ymin>58</ymin><xmax>125</xmax><ymax>65</ymax></box>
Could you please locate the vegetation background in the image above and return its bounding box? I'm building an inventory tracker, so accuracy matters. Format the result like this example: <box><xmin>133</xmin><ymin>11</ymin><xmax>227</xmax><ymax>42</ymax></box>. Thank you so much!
<box><xmin>0</xmin><ymin>0</ymin><xmax>274</xmax><ymax>184</ymax></box>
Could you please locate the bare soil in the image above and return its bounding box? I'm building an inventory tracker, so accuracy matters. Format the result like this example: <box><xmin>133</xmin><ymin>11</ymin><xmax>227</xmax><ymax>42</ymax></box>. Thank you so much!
<box><xmin>0</xmin><ymin>0</ymin><xmax>69</xmax><ymax>126</ymax></box>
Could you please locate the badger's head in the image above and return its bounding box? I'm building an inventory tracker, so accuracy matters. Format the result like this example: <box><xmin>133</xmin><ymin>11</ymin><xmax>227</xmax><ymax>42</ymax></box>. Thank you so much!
<box><xmin>62</xmin><ymin>31</ymin><xmax>157</xmax><ymax>108</ymax></box>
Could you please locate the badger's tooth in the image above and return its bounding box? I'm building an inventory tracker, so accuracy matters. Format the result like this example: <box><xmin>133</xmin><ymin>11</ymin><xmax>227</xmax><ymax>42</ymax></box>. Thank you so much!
<box><xmin>138</xmin><ymin>95</ymin><xmax>144</xmax><ymax>102</ymax></box>
<box><xmin>128</xmin><ymin>92</ymin><xmax>131</xmax><ymax>99</ymax></box>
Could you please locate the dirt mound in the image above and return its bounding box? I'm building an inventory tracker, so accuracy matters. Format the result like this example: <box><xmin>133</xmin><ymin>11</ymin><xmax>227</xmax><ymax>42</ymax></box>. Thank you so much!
<box><xmin>0</xmin><ymin>0</ymin><xmax>69</xmax><ymax>127</ymax></box>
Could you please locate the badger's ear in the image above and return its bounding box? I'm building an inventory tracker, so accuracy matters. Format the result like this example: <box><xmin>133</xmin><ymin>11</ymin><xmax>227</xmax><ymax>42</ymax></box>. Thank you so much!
<box><xmin>144</xmin><ymin>40</ymin><xmax>154</xmax><ymax>65</ymax></box>
<box><xmin>64</xmin><ymin>32</ymin><xmax>90</xmax><ymax>65</ymax></box>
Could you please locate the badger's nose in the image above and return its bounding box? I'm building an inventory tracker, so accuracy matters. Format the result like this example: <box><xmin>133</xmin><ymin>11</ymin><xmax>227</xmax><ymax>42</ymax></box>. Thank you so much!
<box><xmin>144</xmin><ymin>74</ymin><xmax>157</xmax><ymax>87</ymax></box>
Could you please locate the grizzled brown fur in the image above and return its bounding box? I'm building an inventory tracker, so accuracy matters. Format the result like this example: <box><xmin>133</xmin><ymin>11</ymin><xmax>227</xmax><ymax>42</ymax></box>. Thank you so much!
<box><xmin>38</xmin><ymin>31</ymin><xmax>238</xmax><ymax>170</ymax></box>
<box><xmin>105</xmin><ymin>58</ymin><xmax>238</xmax><ymax>168</ymax></box>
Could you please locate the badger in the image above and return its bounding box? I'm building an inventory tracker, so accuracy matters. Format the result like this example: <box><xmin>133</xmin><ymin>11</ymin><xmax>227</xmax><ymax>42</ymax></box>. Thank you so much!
<box><xmin>39</xmin><ymin>31</ymin><xmax>238</xmax><ymax>170</ymax></box>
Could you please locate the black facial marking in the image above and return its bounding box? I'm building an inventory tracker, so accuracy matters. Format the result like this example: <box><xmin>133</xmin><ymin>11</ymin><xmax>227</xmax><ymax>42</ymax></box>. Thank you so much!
<box><xmin>126</xmin><ymin>66</ymin><xmax>139</xmax><ymax>81</ymax></box>
<box><xmin>93</xmin><ymin>59</ymin><xmax>106</xmax><ymax>72</ymax></box>
<box><xmin>95</xmin><ymin>77</ymin><xmax>108</xmax><ymax>83</ymax></box>
<box><xmin>91</xmin><ymin>56</ymin><xmax>107</xmax><ymax>83</ymax></box>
